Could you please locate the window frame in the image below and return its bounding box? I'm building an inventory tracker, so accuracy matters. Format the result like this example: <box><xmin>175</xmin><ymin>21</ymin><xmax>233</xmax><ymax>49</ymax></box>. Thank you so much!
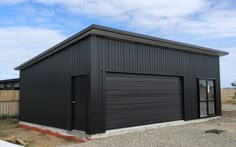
<box><xmin>198</xmin><ymin>78</ymin><xmax>216</xmax><ymax>118</ymax></box>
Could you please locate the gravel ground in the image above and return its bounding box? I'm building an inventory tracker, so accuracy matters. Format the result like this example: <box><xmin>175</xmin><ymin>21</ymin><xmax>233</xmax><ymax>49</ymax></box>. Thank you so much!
<box><xmin>222</xmin><ymin>104</ymin><xmax>236</xmax><ymax>111</ymax></box>
<box><xmin>66</xmin><ymin>105</ymin><xmax>236</xmax><ymax>147</ymax></box>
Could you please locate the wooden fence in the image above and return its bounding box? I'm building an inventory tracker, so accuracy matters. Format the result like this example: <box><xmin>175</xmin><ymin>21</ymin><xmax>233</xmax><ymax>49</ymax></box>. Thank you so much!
<box><xmin>0</xmin><ymin>90</ymin><xmax>19</xmax><ymax>118</ymax></box>
<box><xmin>221</xmin><ymin>88</ymin><xmax>236</xmax><ymax>103</ymax></box>
<box><xmin>0</xmin><ymin>89</ymin><xmax>235</xmax><ymax>117</ymax></box>
<box><xmin>0</xmin><ymin>101</ymin><xmax>19</xmax><ymax>117</ymax></box>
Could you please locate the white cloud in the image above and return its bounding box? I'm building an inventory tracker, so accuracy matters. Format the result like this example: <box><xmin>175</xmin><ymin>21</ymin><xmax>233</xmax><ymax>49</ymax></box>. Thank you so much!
<box><xmin>0</xmin><ymin>27</ymin><xmax>66</xmax><ymax>80</ymax></box>
<box><xmin>35</xmin><ymin>0</ymin><xmax>236</xmax><ymax>38</ymax></box>
<box><xmin>35</xmin><ymin>0</ymin><xmax>209</xmax><ymax>19</ymax></box>
<box><xmin>0</xmin><ymin>0</ymin><xmax>27</xmax><ymax>5</ymax></box>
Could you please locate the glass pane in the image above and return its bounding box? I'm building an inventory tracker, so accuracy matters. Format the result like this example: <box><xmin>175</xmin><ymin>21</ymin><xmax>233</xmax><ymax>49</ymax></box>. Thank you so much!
<box><xmin>208</xmin><ymin>81</ymin><xmax>215</xmax><ymax>100</ymax></box>
<box><xmin>199</xmin><ymin>80</ymin><xmax>207</xmax><ymax>101</ymax></box>
<box><xmin>6</xmin><ymin>83</ymin><xmax>11</xmax><ymax>88</ymax></box>
<box><xmin>208</xmin><ymin>101</ymin><xmax>215</xmax><ymax>115</ymax></box>
<box><xmin>200</xmin><ymin>102</ymin><xmax>207</xmax><ymax>117</ymax></box>
<box><xmin>14</xmin><ymin>83</ymin><xmax>19</xmax><ymax>87</ymax></box>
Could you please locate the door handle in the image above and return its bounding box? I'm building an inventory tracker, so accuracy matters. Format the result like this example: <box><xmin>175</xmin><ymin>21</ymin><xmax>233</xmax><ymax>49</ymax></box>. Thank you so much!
<box><xmin>72</xmin><ymin>101</ymin><xmax>76</xmax><ymax>104</ymax></box>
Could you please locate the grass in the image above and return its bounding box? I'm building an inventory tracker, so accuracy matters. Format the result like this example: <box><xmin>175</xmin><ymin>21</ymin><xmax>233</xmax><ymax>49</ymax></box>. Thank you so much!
<box><xmin>0</xmin><ymin>118</ymin><xmax>18</xmax><ymax>128</ymax></box>
<box><xmin>225</xmin><ymin>98</ymin><xmax>236</xmax><ymax>105</ymax></box>
<box><xmin>0</xmin><ymin>114</ymin><xmax>18</xmax><ymax>120</ymax></box>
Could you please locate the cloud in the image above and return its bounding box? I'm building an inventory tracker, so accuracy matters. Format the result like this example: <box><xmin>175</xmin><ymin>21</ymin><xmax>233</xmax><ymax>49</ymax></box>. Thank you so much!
<box><xmin>35</xmin><ymin>0</ymin><xmax>209</xmax><ymax>20</ymax></box>
<box><xmin>35</xmin><ymin>0</ymin><xmax>236</xmax><ymax>38</ymax></box>
<box><xmin>0</xmin><ymin>27</ymin><xmax>66</xmax><ymax>80</ymax></box>
<box><xmin>0</xmin><ymin>0</ymin><xmax>27</xmax><ymax>5</ymax></box>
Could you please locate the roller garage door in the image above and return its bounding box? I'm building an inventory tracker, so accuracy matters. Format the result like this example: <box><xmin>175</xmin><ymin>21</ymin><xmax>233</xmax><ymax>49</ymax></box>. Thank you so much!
<box><xmin>105</xmin><ymin>73</ymin><xmax>184</xmax><ymax>130</ymax></box>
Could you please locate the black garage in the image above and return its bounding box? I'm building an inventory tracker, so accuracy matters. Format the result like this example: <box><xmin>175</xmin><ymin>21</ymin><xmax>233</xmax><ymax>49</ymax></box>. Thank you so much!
<box><xmin>15</xmin><ymin>24</ymin><xmax>228</xmax><ymax>135</ymax></box>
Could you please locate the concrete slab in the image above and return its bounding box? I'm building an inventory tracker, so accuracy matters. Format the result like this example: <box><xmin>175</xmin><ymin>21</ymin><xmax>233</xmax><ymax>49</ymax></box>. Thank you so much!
<box><xmin>19</xmin><ymin>116</ymin><xmax>220</xmax><ymax>140</ymax></box>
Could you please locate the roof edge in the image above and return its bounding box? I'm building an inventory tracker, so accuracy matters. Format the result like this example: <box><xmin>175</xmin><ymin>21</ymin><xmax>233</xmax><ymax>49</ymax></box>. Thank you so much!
<box><xmin>15</xmin><ymin>24</ymin><xmax>228</xmax><ymax>70</ymax></box>
<box><xmin>0</xmin><ymin>78</ymin><xmax>19</xmax><ymax>83</ymax></box>
<box><xmin>92</xmin><ymin>24</ymin><xmax>228</xmax><ymax>56</ymax></box>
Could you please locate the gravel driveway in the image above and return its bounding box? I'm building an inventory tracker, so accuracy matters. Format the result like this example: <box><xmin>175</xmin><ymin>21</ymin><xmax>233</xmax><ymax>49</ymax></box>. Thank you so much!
<box><xmin>66</xmin><ymin>104</ymin><xmax>236</xmax><ymax>147</ymax></box>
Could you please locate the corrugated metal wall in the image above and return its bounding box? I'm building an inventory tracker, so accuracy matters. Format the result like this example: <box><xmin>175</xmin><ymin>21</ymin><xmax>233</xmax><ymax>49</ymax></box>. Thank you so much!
<box><xmin>97</xmin><ymin>36</ymin><xmax>221</xmax><ymax>121</ymax></box>
<box><xmin>20</xmin><ymin>37</ymin><xmax>90</xmax><ymax>130</ymax></box>
<box><xmin>104</xmin><ymin>73</ymin><xmax>183</xmax><ymax>129</ymax></box>
<box><xmin>19</xmin><ymin>34</ymin><xmax>221</xmax><ymax>134</ymax></box>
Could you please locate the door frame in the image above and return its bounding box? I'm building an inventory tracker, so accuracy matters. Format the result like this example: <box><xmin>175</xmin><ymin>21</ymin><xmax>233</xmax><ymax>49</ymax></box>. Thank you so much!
<box><xmin>70</xmin><ymin>74</ymin><xmax>88</xmax><ymax>131</ymax></box>
<box><xmin>197</xmin><ymin>78</ymin><xmax>217</xmax><ymax>118</ymax></box>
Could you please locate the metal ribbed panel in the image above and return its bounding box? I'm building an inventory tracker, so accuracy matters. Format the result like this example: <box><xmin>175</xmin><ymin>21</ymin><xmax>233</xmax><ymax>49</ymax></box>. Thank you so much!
<box><xmin>105</xmin><ymin>73</ymin><xmax>183</xmax><ymax>130</ymax></box>
<box><xmin>97</xmin><ymin>36</ymin><xmax>221</xmax><ymax>121</ymax></box>
<box><xmin>20</xmin><ymin>37</ymin><xmax>90</xmax><ymax>130</ymax></box>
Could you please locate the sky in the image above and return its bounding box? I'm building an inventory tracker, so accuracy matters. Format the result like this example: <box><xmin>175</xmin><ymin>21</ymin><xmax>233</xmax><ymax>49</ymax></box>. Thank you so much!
<box><xmin>0</xmin><ymin>0</ymin><xmax>235</xmax><ymax>87</ymax></box>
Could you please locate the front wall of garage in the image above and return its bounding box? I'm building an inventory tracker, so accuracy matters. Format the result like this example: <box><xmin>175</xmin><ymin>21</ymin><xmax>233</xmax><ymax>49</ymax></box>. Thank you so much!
<box><xmin>95</xmin><ymin>36</ymin><xmax>221</xmax><ymax>130</ymax></box>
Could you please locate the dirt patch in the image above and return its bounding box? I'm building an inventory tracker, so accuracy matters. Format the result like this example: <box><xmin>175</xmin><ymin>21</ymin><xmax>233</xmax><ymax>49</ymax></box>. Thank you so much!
<box><xmin>0</xmin><ymin>119</ymin><xmax>77</xmax><ymax>147</ymax></box>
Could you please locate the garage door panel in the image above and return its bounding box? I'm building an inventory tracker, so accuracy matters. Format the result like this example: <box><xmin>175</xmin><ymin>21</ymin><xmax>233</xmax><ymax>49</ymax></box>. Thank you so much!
<box><xmin>107</xmin><ymin>115</ymin><xmax>183</xmax><ymax>125</ymax></box>
<box><xmin>106</xmin><ymin>91</ymin><xmax>182</xmax><ymax>96</ymax></box>
<box><xmin>106</xmin><ymin>84</ymin><xmax>181</xmax><ymax>89</ymax></box>
<box><xmin>107</xmin><ymin>111</ymin><xmax>183</xmax><ymax>120</ymax></box>
<box><xmin>106</xmin><ymin>108</ymin><xmax>183</xmax><ymax>117</ymax></box>
<box><xmin>106</xmin><ymin>87</ymin><xmax>181</xmax><ymax>91</ymax></box>
<box><xmin>106</xmin><ymin>101</ymin><xmax>182</xmax><ymax>107</ymax></box>
<box><xmin>106</xmin><ymin>95</ymin><xmax>182</xmax><ymax>100</ymax></box>
<box><xmin>106</xmin><ymin>101</ymin><xmax>182</xmax><ymax>108</ymax></box>
<box><xmin>106</xmin><ymin>82</ymin><xmax>181</xmax><ymax>87</ymax></box>
<box><xmin>105</xmin><ymin>73</ymin><xmax>183</xmax><ymax>130</ymax></box>
<box><xmin>107</xmin><ymin>95</ymin><xmax>181</xmax><ymax>103</ymax></box>
<box><xmin>106</xmin><ymin>75</ymin><xmax>180</xmax><ymax>81</ymax></box>
<box><xmin>106</xmin><ymin>80</ymin><xmax>181</xmax><ymax>84</ymax></box>
<box><xmin>106</xmin><ymin>115</ymin><xmax>182</xmax><ymax>129</ymax></box>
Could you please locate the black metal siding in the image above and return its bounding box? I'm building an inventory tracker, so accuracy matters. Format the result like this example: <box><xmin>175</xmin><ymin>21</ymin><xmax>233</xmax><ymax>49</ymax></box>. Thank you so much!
<box><xmin>87</xmin><ymin>35</ymin><xmax>104</xmax><ymax>134</ymax></box>
<box><xmin>97</xmin><ymin>36</ymin><xmax>221</xmax><ymax>123</ymax></box>
<box><xmin>105</xmin><ymin>73</ymin><xmax>183</xmax><ymax>129</ymax></box>
<box><xmin>19</xmin><ymin>37</ymin><xmax>91</xmax><ymax>130</ymax></box>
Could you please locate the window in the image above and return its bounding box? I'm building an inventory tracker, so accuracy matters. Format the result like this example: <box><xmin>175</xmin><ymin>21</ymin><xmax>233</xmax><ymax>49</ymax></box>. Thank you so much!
<box><xmin>198</xmin><ymin>79</ymin><xmax>216</xmax><ymax>118</ymax></box>
<box><xmin>0</xmin><ymin>84</ymin><xmax>4</xmax><ymax>89</ymax></box>
<box><xmin>199</xmin><ymin>80</ymin><xmax>207</xmax><ymax>101</ymax></box>
<box><xmin>14</xmin><ymin>83</ymin><xmax>20</xmax><ymax>90</ymax></box>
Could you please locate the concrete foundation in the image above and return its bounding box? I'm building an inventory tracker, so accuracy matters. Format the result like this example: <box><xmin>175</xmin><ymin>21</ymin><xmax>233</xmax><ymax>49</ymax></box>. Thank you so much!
<box><xmin>19</xmin><ymin>116</ymin><xmax>220</xmax><ymax>141</ymax></box>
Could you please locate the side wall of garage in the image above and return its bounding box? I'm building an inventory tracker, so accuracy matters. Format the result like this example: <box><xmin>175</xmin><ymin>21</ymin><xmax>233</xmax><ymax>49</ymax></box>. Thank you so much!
<box><xmin>93</xmin><ymin>35</ymin><xmax>221</xmax><ymax>131</ymax></box>
<box><xmin>20</xmin><ymin>37</ymin><xmax>91</xmax><ymax>130</ymax></box>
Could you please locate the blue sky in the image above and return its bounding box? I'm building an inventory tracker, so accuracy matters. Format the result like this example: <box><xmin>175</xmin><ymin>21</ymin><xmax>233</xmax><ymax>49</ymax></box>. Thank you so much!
<box><xmin>0</xmin><ymin>0</ymin><xmax>235</xmax><ymax>87</ymax></box>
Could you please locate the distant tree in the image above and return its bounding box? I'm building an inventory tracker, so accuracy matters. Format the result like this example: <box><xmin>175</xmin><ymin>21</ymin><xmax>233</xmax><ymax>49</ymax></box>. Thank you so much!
<box><xmin>232</xmin><ymin>81</ymin><xmax>236</xmax><ymax>99</ymax></box>
<box><xmin>232</xmin><ymin>81</ymin><xmax>236</xmax><ymax>87</ymax></box>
